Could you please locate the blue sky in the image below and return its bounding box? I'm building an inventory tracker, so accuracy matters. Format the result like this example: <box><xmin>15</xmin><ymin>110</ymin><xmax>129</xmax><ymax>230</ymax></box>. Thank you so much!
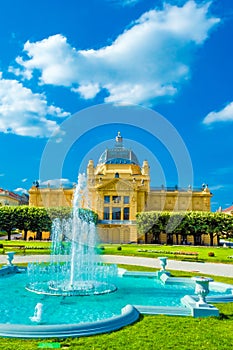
<box><xmin>0</xmin><ymin>0</ymin><xmax>233</xmax><ymax>211</ymax></box>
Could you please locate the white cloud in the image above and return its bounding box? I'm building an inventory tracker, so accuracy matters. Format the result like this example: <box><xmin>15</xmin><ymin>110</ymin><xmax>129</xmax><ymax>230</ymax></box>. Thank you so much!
<box><xmin>40</xmin><ymin>178</ymin><xmax>73</xmax><ymax>187</ymax></box>
<box><xmin>73</xmin><ymin>83</ymin><xmax>100</xmax><ymax>99</ymax></box>
<box><xmin>22</xmin><ymin>178</ymin><xmax>28</xmax><ymax>183</ymax></box>
<box><xmin>0</xmin><ymin>75</ymin><xmax>70</xmax><ymax>137</ymax></box>
<box><xmin>203</xmin><ymin>102</ymin><xmax>233</xmax><ymax>125</ymax></box>
<box><xmin>14</xmin><ymin>1</ymin><xmax>219</xmax><ymax>105</ymax></box>
<box><xmin>14</xmin><ymin>187</ymin><xmax>28</xmax><ymax>194</ymax></box>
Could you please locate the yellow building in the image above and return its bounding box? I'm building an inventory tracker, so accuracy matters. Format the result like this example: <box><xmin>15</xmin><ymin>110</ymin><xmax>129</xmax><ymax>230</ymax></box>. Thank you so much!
<box><xmin>0</xmin><ymin>188</ymin><xmax>28</xmax><ymax>206</ymax></box>
<box><xmin>29</xmin><ymin>184</ymin><xmax>73</xmax><ymax>208</ymax></box>
<box><xmin>29</xmin><ymin>132</ymin><xmax>212</xmax><ymax>244</ymax></box>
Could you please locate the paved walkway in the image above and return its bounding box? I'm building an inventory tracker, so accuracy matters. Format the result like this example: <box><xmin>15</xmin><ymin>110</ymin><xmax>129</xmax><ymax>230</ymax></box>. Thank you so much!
<box><xmin>1</xmin><ymin>254</ymin><xmax>233</xmax><ymax>278</ymax></box>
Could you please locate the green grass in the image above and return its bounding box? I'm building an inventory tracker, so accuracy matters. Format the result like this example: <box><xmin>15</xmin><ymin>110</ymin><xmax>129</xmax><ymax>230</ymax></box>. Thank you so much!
<box><xmin>1</xmin><ymin>241</ymin><xmax>233</xmax><ymax>264</ymax></box>
<box><xmin>3</xmin><ymin>308</ymin><xmax>233</xmax><ymax>350</ymax></box>
<box><xmin>0</xmin><ymin>241</ymin><xmax>51</xmax><ymax>255</ymax></box>
<box><xmin>0</xmin><ymin>303</ymin><xmax>232</xmax><ymax>350</ymax></box>
<box><xmin>0</xmin><ymin>265</ymin><xmax>232</xmax><ymax>349</ymax></box>
<box><xmin>99</xmin><ymin>243</ymin><xmax>233</xmax><ymax>264</ymax></box>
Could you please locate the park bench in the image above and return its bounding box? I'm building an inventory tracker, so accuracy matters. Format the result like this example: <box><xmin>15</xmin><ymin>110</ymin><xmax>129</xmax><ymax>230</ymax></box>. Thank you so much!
<box><xmin>2</xmin><ymin>244</ymin><xmax>26</xmax><ymax>255</ymax></box>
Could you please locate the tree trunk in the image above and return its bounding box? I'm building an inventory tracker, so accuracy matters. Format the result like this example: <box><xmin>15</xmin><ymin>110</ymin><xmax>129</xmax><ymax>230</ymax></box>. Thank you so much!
<box><xmin>209</xmin><ymin>233</ymin><xmax>214</xmax><ymax>246</ymax></box>
<box><xmin>7</xmin><ymin>230</ymin><xmax>11</xmax><ymax>241</ymax></box>
<box><xmin>36</xmin><ymin>231</ymin><xmax>42</xmax><ymax>240</ymax></box>
<box><xmin>24</xmin><ymin>229</ymin><xmax>28</xmax><ymax>241</ymax></box>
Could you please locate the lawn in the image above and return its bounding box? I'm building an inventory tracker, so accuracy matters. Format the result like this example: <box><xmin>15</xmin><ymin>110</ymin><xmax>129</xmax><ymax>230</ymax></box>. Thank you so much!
<box><xmin>0</xmin><ymin>265</ymin><xmax>232</xmax><ymax>349</ymax></box>
<box><xmin>0</xmin><ymin>240</ymin><xmax>51</xmax><ymax>255</ymax></box>
<box><xmin>1</xmin><ymin>308</ymin><xmax>233</xmax><ymax>350</ymax></box>
<box><xmin>99</xmin><ymin>243</ymin><xmax>233</xmax><ymax>264</ymax></box>
<box><xmin>1</xmin><ymin>242</ymin><xmax>233</xmax><ymax>264</ymax></box>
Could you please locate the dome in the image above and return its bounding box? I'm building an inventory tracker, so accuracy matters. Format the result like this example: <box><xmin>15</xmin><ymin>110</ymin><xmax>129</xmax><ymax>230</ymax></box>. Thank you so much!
<box><xmin>98</xmin><ymin>132</ymin><xmax>139</xmax><ymax>165</ymax></box>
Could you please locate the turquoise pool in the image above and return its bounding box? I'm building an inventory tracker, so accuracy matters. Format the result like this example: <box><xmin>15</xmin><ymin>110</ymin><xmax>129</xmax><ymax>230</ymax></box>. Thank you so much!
<box><xmin>0</xmin><ymin>271</ymin><xmax>229</xmax><ymax>325</ymax></box>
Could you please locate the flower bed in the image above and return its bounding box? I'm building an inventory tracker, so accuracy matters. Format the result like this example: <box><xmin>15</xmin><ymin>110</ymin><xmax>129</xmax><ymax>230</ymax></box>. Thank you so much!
<box><xmin>137</xmin><ymin>249</ymin><xmax>199</xmax><ymax>260</ymax></box>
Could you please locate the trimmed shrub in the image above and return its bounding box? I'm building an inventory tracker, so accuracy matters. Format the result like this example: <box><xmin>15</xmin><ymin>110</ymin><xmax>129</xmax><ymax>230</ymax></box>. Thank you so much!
<box><xmin>208</xmin><ymin>252</ymin><xmax>215</xmax><ymax>257</ymax></box>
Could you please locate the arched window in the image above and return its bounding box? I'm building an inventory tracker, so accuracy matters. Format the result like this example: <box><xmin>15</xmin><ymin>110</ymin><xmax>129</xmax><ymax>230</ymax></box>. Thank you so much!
<box><xmin>115</xmin><ymin>172</ymin><xmax>119</xmax><ymax>178</ymax></box>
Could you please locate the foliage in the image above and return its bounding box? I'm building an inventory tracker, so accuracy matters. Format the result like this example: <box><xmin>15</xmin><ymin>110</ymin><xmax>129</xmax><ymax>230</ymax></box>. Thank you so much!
<box><xmin>46</xmin><ymin>207</ymin><xmax>98</xmax><ymax>224</ymax></box>
<box><xmin>14</xmin><ymin>206</ymin><xmax>52</xmax><ymax>241</ymax></box>
<box><xmin>208</xmin><ymin>252</ymin><xmax>215</xmax><ymax>257</ymax></box>
<box><xmin>45</xmin><ymin>207</ymin><xmax>72</xmax><ymax>221</ymax></box>
<box><xmin>136</xmin><ymin>211</ymin><xmax>233</xmax><ymax>245</ymax></box>
<box><xmin>0</xmin><ymin>206</ymin><xmax>98</xmax><ymax>242</ymax></box>
<box><xmin>78</xmin><ymin>208</ymin><xmax>98</xmax><ymax>224</ymax></box>
<box><xmin>0</xmin><ymin>206</ymin><xmax>17</xmax><ymax>240</ymax></box>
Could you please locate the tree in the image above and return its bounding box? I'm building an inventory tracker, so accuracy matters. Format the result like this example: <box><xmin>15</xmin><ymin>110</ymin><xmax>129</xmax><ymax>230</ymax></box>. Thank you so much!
<box><xmin>46</xmin><ymin>207</ymin><xmax>98</xmax><ymax>225</ymax></box>
<box><xmin>136</xmin><ymin>210</ymin><xmax>233</xmax><ymax>246</ymax></box>
<box><xmin>46</xmin><ymin>207</ymin><xmax>72</xmax><ymax>221</ymax></box>
<box><xmin>167</xmin><ymin>212</ymin><xmax>186</xmax><ymax>244</ymax></box>
<box><xmin>14</xmin><ymin>206</ymin><xmax>37</xmax><ymax>241</ymax></box>
<box><xmin>78</xmin><ymin>208</ymin><xmax>98</xmax><ymax>225</ymax></box>
<box><xmin>136</xmin><ymin>211</ymin><xmax>169</xmax><ymax>243</ymax></box>
<box><xmin>203</xmin><ymin>212</ymin><xmax>233</xmax><ymax>245</ymax></box>
<box><xmin>0</xmin><ymin>206</ymin><xmax>17</xmax><ymax>240</ymax></box>
<box><xmin>31</xmin><ymin>207</ymin><xmax>52</xmax><ymax>240</ymax></box>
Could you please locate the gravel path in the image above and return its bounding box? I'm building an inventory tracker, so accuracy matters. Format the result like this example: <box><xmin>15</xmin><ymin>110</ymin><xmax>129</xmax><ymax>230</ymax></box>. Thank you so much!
<box><xmin>1</xmin><ymin>254</ymin><xmax>232</xmax><ymax>278</ymax></box>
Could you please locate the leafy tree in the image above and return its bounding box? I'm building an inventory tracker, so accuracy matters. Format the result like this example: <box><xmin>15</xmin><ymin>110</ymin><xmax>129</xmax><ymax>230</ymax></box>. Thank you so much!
<box><xmin>14</xmin><ymin>206</ymin><xmax>38</xmax><ymax>241</ymax></box>
<box><xmin>31</xmin><ymin>207</ymin><xmax>52</xmax><ymax>240</ymax></box>
<box><xmin>136</xmin><ymin>210</ymin><xmax>233</xmax><ymax>246</ymax></box>
<box><xmin>46</xmin><ymin>207</ymin><xmax>72</xmax><ymax>221</ymax></box>
<box><xmin>136</xmin><ymin>211</ymin><xmax>169</xmax><ymax>243</ymax></box>
<box><xmin>0</xmin><ymin>206</ymin><xmax>17</xmax><ymax>240</ymax></box>
<box><xmin>203</xmin><ymin>212</ymin><xmax>233</xmax><ymax>245</ymax></box>
<box><xmin>78</xmin><ymin>208</ymin><xmax>98</xmax><ymax>225</ymax></box>
<box><xmin>167</xmin><ymin>212</ymin><xmax>186</xmax><ymax>244</ymax></box>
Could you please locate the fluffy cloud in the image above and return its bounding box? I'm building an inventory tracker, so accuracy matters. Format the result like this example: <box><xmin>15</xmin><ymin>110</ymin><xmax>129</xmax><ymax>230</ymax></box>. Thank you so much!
<box><xmin>15</xmin><ymin>1</ymin><xmax>219</xmax><ymax>105</ymax></box>
<box><xmin>14</xmin><ymin>187</ymin><xmax>28</xmax><ymax>194</ymax></box>
<box><xmin>203</xmin><ymin>102</ymin><xmax>233</xmax><ymax>125</ymax></box>
<box><xmin>0</xmin><ymin>75</ymin><xmax>70</xmax><ymax>137</ymax></box>
<box><xmin>40</xmin><ymin>178</ymin><xmax>73</xmax><ymax>187</ymax></box>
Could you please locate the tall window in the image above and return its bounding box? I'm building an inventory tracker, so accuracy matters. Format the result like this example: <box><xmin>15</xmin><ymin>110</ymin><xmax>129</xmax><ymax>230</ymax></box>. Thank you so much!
<box><xmin>104</xmin><ymin>207</ymin><xmax>110</xmax><ymax>220</ymax></box>
<box><xmin>123</xmin><ymin>207</ymin><xmax>130</xmax><ymax>220</ymax></box>
<box><xmin>112</xmin><ymin>207</ymin><xmax>121</xmax><ymax>220</ymax></box>
<box><xmin>124</xmin><ymin>196</ymin><xmax>129</xmax><ymax>204</ymax></box>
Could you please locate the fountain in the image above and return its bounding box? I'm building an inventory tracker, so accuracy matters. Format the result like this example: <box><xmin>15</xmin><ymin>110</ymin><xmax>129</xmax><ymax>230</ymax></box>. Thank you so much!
<box><xmin>0</xmin><ymin>175</ymin><xmax>232</xmax><ymax>338</ymax></box>
<box><xmin>26</xmin><ymin>173</ymin><xmax>117</xmax><ymax>297</ymax></box>
<box><xmin>30</xmin><ymin>303</ymin><xmax>43</xmax><ymax>323</ymax></box>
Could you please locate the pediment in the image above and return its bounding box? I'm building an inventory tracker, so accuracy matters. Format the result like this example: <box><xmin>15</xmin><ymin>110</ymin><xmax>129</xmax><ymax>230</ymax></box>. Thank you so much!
<box><xmin>96</xmin><ymin>178</ymin><xmax>134</xmax><ymax>192</ymax></box>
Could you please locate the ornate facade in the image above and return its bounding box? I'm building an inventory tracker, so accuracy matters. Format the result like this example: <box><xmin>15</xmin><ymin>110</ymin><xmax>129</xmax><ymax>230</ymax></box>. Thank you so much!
<box><xmin>0</xmin><ymin>188</ymin><xmax>28</xmax><ymax>206</ymax></box>
<box><xmin>29</xmin><ymin>132</ymin><xmax>212</xmax><ymax>244</ymax></box>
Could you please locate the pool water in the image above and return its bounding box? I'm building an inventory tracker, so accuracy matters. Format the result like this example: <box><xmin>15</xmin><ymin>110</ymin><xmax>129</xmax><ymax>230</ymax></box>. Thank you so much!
<box><xmin>0</xmin><ymin>273</ymin><xmax>225</xmax><ymax>325</ymax></box>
